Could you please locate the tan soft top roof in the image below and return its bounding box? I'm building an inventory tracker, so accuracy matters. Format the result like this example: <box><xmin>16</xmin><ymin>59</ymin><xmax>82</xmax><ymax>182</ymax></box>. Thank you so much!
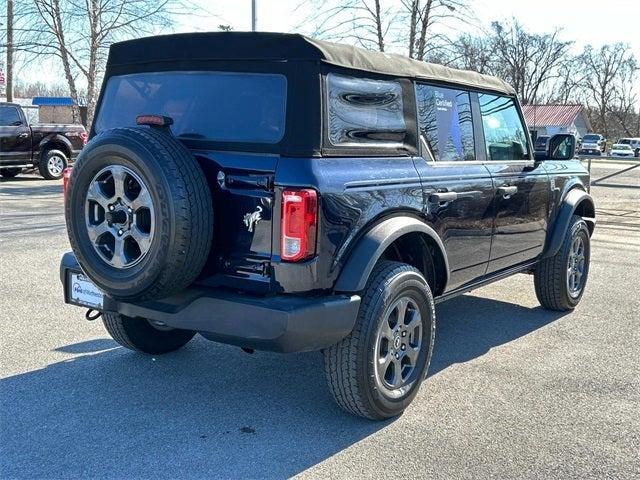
<box><xmin>110</xmin><ymin>32</ymin><xmax>515</xmax><ymax>95</ymax></box>
<box><xmin>304</xmin><ymin>36</ymin><xmax>515</xmax><ymax>95</ymax></box>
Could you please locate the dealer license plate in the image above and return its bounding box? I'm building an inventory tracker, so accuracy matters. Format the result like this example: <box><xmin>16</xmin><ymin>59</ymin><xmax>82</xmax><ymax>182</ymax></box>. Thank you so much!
<box><xmin>69</xmin><ymin>272</ymin><xmax>104</xmax><ymax>309</ymax></box>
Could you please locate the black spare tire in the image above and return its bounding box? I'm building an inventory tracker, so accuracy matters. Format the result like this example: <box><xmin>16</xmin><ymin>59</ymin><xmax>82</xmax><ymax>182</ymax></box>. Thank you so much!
<box><xmin>65</xmin><ymin>127</ymin><xmax>213</xmax><ymax>301</ymax></box>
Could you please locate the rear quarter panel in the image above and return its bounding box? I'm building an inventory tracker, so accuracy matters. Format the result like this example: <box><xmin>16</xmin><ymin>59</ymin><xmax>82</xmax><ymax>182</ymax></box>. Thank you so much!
<box><xmin>31</xmin><ymin>125</ymin><xmax>86</xmax><ymax>159</ymax></box>
<box><xmin>272</xmin><ymin>156</ymin><xmax>424</xmax><ymax>293</ymax></box>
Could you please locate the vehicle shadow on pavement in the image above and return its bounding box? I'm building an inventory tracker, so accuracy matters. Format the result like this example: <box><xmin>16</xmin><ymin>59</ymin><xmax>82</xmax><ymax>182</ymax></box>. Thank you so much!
<box><xmin>0</xmin><ymin>295</ymin><xmax>566</xmax><ymax>478</ymax></box>
<box><xmin>430</xmin><ymin>295</ymin><xmax>568</xmax><ymax>377</ymax></box>
<box><xmin>0</xmin><ymin>176</ymin><xmax>42</xmax><ymax>183</ymax></box>
<box><xmin>0</xmin><ymin>183</ymin><xmax>62</xmax><ymax>197</ymax></box>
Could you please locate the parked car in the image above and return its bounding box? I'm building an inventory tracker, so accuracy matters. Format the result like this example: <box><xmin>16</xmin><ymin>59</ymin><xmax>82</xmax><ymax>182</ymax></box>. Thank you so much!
<box><xmin>578</xmin><ymin>133</ymin><xmax>606</xmax><ymax>156</ymax></box>
<box><xmin>0</xmin><ymin>102</ymin><xmax>87</xmax><ymax>179</ymax></box>
<box><xmin>533</xmin><ymin>135</ymin><xmax>550</xmax><ymax>152</ymax></box>
<box><xmin>609</xmin><ymin>143</ymin><xmax>636</xmax><ymax>158</ymax></box>
<box><xmin>616</xmin><ymin>137</ymin><xmax>640</xmax><ymax>157</ymax></box>
<box><xmin>60</xmin><ymin>32</ymin><xmax>595</xmax><ymax>420</ymax></box>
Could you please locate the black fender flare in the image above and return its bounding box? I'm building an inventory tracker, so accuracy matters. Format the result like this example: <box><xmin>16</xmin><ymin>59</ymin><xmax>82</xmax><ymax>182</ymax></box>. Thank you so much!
<box><xmin>542</xmin><ymin>188</ymin><xmax>595</xmax><ymax>259</ymax></box>
<box><xmin>334</xmin><ymin>216</ymin><xmax>450</xmax><ymax>292</ymax></box>
<box><xmin>38</xmin><ymin>134</ymin><xmax>72</xmax><ymax>160</ymax></box>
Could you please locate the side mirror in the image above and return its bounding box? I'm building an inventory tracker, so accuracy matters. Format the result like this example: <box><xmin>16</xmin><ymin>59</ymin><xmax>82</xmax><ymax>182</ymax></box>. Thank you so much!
<box><xmin>536</xmin><ymin>134</ymin><xmax>576</xmax><ymax>161</ymax></box>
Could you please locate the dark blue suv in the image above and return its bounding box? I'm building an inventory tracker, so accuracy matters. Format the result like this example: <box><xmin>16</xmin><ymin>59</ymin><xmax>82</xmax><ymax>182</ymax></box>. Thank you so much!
<box><xmin>61</xmin><ymin>32</ymin><xmax>595</xmax><ymax>419</ymax></box>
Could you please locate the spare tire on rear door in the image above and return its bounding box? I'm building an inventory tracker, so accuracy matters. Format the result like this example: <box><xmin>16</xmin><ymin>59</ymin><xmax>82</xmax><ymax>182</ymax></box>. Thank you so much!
<box><xmin>65</xmin><ymin>127</ymin><xmax>213</xmax><ymax>301</ymax></box>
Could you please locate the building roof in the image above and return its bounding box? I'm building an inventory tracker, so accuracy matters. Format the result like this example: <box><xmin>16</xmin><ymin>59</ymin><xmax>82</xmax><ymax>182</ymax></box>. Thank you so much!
<box><xmin>110</xmin><ymin>32</ymin><xmax>515</xmax><ymax>95</ymax></box>
<box><xmin>32</xmin><ymin>96</ymin><xmax>74</xmax><ymax>106</ymax></box>
<box><xmin>522</xmin><ymin>104</ymin><xmax>587</xmax><ymax>128</ymax></box>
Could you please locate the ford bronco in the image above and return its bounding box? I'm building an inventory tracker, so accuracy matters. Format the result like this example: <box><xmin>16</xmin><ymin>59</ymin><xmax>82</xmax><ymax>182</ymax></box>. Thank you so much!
<box><xmin>60</xmin><ymin>32</ymin><xmax>595</xmax><ymax>420</ymax></box>
<box><xmin>0</xmin><ymin>102</ymin><xmax>87</xmax><ymax>179</ymax></box>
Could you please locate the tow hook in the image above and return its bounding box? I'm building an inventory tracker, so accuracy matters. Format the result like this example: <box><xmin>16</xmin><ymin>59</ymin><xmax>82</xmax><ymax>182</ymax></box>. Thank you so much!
<box><xmin>85</xmin><ymin>309</ymin><xmax>102</xmax><ymax>321</ymax></box>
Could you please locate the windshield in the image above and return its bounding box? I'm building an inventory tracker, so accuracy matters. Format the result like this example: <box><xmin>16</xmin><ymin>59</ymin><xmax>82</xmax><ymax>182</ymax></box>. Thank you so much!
<box><xmin>583</xmin><ymin>135</ymin><xmax>600</xmax><ymax>142</ymax></box>
<box><xmin>95</xmin><ymin>71</ymin><xmax>287</xmax><ymax>144</ymax></box>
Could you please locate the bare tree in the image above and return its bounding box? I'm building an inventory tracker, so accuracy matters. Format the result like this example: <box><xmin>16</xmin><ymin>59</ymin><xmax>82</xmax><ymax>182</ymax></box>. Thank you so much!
<box><xmin>14</xmin><ymin>79</ymin><xmax>69</xmax><ymax>97</ymax></box>
<box><xmin>489</xmin><ymin>20</ymin><xmax>572</xmax><ymax>105</ymax></box>
<box><xmin>10</xmin><ymin>0</ymin><xmax>192</xmax><ymax>126</ymax></box>
<box><xmin>440</xmin><ymin>33</ymin><xmax>494</xmax><ymax>73</ymax></box>
<box><xmin>5</xmin><ymin>0</ymin><xmax>14</xmax><ymax>101</ymax></box>
<box><xmin>544</xmin><ymin>55</ymin><xmax>585</xmax><ymax>104</ymax></box>
<box><xmin>300</xmin><ymin>0</ymin><xmax>395</xmax><ymax>52</ymax></box>
<box><xmin>578</xmin><ymin>43</ymin><xmax>637</xmax><ymax>138</ymax></box>
<box><xmin>300</xmin><ymin>0</ymin><xmax>471</xmax><ymax>57</ymax></box>
<box><xmin>401</xmin><ymin>0</ymin><xmax>472</xmax><ymax>60</ymax></box>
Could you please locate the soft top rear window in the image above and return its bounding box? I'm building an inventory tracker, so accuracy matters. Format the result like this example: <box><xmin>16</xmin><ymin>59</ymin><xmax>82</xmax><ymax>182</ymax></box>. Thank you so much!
<box><xmin>94</xmin><ymin>71</ymin><xmax>287</xmax><ymax>144</ymax></box>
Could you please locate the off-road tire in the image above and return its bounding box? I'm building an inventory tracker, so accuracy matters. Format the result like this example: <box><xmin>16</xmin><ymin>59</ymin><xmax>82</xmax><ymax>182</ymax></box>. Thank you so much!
<box><xmin>102</xmin><ymin>312</ymin><xmax>195</xmax><ymax>354</ymax></box>
<box><xmin>323</xmin><ymin>261</ymin><xmax>436</xmax><ymax>420</ymax></box>
<box><xmin>66</xmin><ymin>127</ymin><xmax>213</xmax><ymax>301</ymax></box>
<box><xmin>0</xmin><ymin>168</ymin><xmax>21</xmax><ymax>178</ymax></box>
<box><xmin>534</xmin><ymin>215</ymin><xmax>590</xmax><ymax>311</ymax></box>
<box><xmin>39</xmin><ymin>149</ymin><xmax>67</xmax><ymax>180</ymax></box>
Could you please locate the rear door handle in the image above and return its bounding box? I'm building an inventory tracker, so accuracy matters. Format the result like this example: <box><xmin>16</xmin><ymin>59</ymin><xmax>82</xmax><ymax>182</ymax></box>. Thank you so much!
<box><xmin>497</xmin><ymin>186</ymin><xmax>518</xmax><ymax>197</ymax></box>
<box><xmin>18</xmin><ymin>132</ymin><xmax>29</xmax><ymax>138</ymax></box>
<box><xmin>429</xmin><ymin>191</ymin><xmax>458</xmax><ymax>203</ymax></box>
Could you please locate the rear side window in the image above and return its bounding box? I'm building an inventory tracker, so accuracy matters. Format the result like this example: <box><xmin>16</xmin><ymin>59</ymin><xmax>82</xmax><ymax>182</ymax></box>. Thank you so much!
<box><xmin>326</xmin><ymin>73</ymin><xmax>406</xmax><ymax>147</ymax></box>
<box><xmin>415</xmin><ymin>84</ymin><xmax>475</xmax><ymax>161</ymax></box>
<box><xmin>95</xmin><ymin>71</ymin><xmax>287</xmax><ymax>144</ymax></box>
<box><xmin>0</xmin><ymin>106</ymin><xmax>22</xmax><ymax>126</ymax></box>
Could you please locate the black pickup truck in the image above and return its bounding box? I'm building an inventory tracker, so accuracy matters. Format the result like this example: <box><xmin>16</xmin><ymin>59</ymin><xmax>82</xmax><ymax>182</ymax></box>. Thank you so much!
<box><xmin>0</xmin><ymin>102</ymin><xmax>86</xmax><ymax>179</ymax></box>
<box><xmin>60</xmin><ymin>33</ymin><xmax>595</xmax><ymax>420</ymax></box>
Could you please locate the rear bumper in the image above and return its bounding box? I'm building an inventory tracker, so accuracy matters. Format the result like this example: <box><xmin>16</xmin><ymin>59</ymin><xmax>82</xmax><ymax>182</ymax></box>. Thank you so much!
<box><xmin>60</xmin><ymin>252</ymin><xmax>360</xmax><ymax>353</ymax></box>
<box><xmin>578</xmin><ymin>149</ymin><xmax>602</xmax><ymax>155</ymax></box>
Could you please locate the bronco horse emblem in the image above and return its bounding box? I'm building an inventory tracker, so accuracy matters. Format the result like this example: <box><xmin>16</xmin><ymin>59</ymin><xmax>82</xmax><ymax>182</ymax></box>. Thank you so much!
<box><xmin>243</xmin><ymin>206</ymin><xmax>263</xmax><ymax>233</ymax></box>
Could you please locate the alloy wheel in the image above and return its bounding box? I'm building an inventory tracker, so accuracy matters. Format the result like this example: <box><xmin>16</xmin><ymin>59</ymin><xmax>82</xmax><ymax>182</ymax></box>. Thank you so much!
<box><xmin>85</xmin><ymin>165</ymin><xmax>155</xmax><ymax>269</ymax></box>
<box><xmin>567</xmin><ymin>235</ymin><xmax>586</xmax><ymax>297</ymax></box>
<box><xmin>48</xmin><ymin>155</ymin><xmax>65</xmax><ymax>177</ymax></box>
<box><xmin>373</xmin><ymin>295</ymin><xmax>423</xmax><ymax>398</ymax></box>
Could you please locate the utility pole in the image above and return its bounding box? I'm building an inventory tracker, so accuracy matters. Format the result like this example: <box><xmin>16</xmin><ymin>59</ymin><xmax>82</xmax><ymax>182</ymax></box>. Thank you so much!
<box><xmin>6</xmin><ymin>0</ymin><xmax>14</xmax><ymax>102</ymax></box>
<box><xmin>251</xmin><ymin>0</ymin><xmax>256</xmax><ymax>31</ymax></box>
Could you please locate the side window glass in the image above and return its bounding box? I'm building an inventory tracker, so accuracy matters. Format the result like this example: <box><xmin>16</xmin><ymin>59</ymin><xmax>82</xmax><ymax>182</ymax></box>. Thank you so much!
<box><xmin>0</xmin><ymin>106</ymin><xmax>22</xmax><ymax>126</ymax></box>
<box><xmin>478</xmin><ymin>94</ymin><xmax>529</xmax><ymax>160</ymax></box>
<box><xmin>326</xmin><ymin>73</ymin><xmax>406</xmax><ymax>147</ymax></box>
<box><xmin>415</xmin><ymin>84</ymin><xmax>475</xmax><ymax>161</ymax></box>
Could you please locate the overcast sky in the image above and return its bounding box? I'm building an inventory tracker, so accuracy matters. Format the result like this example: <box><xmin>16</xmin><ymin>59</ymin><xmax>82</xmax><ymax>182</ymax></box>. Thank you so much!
<box><xmin>11</xmin><ymin>0</ymin><xmax>640</xmax><ymax>88</ymax></box>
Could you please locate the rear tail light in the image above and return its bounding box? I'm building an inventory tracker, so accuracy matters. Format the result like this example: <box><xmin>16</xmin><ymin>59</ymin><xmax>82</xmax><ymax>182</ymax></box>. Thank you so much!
<box><xmin>136</xmin><ymin>114</ymin><xmax>174</xmax><ymax>128</ymax></box>
<box><xmin>281</xmin><ymin>188</ymin><xmax>318</xmax><ymax>262</ymax></box>
<box><xmin>62</xmin><ymin>167</ymin><xmax>72</xmax><ymax>201</ymax></box>
<box><xmin>79</xmin><ymin>131</ymin><xmax>88</xmax><ymax>146</ymax></box>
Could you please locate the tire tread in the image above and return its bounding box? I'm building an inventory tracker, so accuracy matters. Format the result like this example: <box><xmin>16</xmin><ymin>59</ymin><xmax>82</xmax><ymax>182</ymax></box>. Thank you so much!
<box><xmin>66</xmin><ymin>126</ymin><xmax>213</xmax><ymax>300</ymax></box>
<box><xmin>534</xmin><ymin>215</ymin><xmax>589</xmax><ymax>311</ymax></box>
<box><xmin>324</xmin><ymin>261</ymin><xmax>425</xmax><ymax>419</ymax></box>
<box><xmin>102</xmin><ymin>311</ymin><xmax>195</xmax><ymax>354</ymax></box>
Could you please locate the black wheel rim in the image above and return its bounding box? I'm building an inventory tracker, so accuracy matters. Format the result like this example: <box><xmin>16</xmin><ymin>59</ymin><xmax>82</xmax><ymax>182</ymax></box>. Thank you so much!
<box><xmin>567</xmin><ymin>234</ymin><xmax>586</xmax><ymax>298</ymax></box>
<box><xmin>373</xmin><ymin>296</ymin><xmax>423</xmax><ymax>398</ymax></box>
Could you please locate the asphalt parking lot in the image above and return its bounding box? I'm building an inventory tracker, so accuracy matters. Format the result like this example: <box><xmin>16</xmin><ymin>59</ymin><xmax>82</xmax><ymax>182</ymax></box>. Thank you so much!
<box><xmin>1</xmin><ymin>161</ymin><xmax>638</xmax><ymax>479</ymax></box>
